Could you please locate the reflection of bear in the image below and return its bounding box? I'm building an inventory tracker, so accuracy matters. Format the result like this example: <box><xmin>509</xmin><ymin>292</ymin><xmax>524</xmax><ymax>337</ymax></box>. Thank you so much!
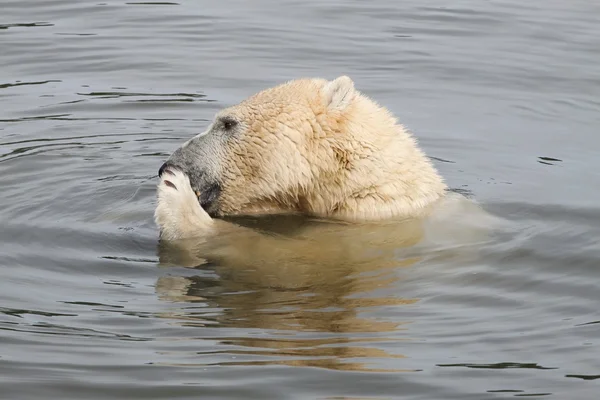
<box><xmin>154</xmin><ymin>214</ymin><xmax>423</xmax><ymax>372</ymax></box>
<box><xmin>155</xmin><ymin>76</ymin><xmax>447</xmax><ymax>240</ymax></box>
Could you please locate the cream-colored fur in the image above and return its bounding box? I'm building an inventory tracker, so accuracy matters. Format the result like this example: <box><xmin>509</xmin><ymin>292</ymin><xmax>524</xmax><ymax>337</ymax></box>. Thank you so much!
<box><xmin>155</xmin><ymin>168</ymin><xmax>213</xmax><ymax>241</ymax></box>
<box><xmin>216</xmin><ymin>76</ymin><xmax>447</xmax><ymax>221</ymax></box>
<box><xmin>155</xmin><ymin>76</ymin><xmax>448</xmax><ymax>240</ymax></box>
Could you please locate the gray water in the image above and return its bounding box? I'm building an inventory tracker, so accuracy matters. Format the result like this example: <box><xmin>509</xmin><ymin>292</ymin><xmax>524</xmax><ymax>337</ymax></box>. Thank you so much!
<box><xmin>1</xmin><ymin>0</ymin><xmax>600</xmax><ymax>399</ymax></box>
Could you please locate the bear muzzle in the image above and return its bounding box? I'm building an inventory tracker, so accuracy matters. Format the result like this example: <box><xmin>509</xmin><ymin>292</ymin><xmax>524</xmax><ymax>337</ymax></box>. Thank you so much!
<box><xmin>196</xmin><ymin>181</ymin><xmax>221</xmax><ymax>214</ymax></box>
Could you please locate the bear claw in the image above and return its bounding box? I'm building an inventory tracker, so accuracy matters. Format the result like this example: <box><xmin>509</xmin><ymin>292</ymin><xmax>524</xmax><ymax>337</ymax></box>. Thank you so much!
<box><xmin>163</xmin><ymin>180</ymin><xmax>177</xmax><ymax>190</ymax></box>
<box><xmin>163</xmin><ymin>167</ymin><xmax>176</xmax><ymax>177</ymax></box>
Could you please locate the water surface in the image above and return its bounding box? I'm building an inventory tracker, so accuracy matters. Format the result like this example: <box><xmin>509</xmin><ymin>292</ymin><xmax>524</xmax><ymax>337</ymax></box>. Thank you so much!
<box><xmin>1</xmin><ymin>0</ymin><xmax>600</xmax><ymax>399</ymax></box>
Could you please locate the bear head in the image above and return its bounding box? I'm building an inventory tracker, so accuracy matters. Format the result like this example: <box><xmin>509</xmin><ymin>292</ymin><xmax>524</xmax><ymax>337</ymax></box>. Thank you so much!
<box><xmin>159</xmin><ymin>76</ymin><xmax>446</xmax><ymax>221</ymax></box>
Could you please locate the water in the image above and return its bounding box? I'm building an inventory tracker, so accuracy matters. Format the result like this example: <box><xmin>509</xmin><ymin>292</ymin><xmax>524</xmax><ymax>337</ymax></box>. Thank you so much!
<box><xmin>1</xmin><ymin>0</ymin><xmax>599</xmax><ymax>398</ymax></box>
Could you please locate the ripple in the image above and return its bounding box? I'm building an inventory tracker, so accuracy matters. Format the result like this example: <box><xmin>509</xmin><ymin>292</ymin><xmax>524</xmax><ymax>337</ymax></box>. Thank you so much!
<box><xmin>0</xmin><ymin>321</ymin><xmax>152</xmax><ymax>342</ymax></box>
<box><xmin>0</xmin><ymin>80</ymin><xmax>61</xmax><ymax>89</ymax></box>
<box><xmin>76</xmin><ymin>91</ymin><xmax>207</xmax><ymax>99</ymax></box>
<box><xmin>126</xmin><ymin>2</ymin><xmax>180</xmax><ymax>5</ymax></box>
<box><xmin>565</xmin><ymin>374</ymin><xmax>600</xmax><ymax>381</ymax></box>
<box><xmin>0</xmin><ymin>307</ymin><xmax>77</xmax><ymax>318</ymax></box>
<box><xmin>0</xmin><ymin>22</ymin><xmax>53</xmax><ymax>30</ymax></box>
<box><xmin>437</xmin><ymin>362</ymin><xmax>558</xmax><ymax>370</ymax></box>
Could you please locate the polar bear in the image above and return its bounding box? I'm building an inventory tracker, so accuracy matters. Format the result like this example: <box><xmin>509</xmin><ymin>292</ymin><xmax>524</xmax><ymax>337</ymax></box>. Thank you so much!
<box><xmin>155</xmin><ymin>76</ymin><xmax>449</xmax><ymax>241</ymax></box>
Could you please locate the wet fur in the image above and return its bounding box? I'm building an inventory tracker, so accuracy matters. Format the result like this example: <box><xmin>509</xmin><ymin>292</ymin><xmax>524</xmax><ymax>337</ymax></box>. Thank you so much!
<box><xmin>156</xmin><ymin>76</ymin><xmax>448</xmax><ymax>240</ymax></box>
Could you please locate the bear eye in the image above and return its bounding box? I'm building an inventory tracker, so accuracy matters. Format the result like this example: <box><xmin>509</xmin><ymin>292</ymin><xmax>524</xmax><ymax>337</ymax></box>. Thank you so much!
<box><xmin>221</xmin><ymin>117</ymin><xmax>238</xmax><ymax>131</ymax></box>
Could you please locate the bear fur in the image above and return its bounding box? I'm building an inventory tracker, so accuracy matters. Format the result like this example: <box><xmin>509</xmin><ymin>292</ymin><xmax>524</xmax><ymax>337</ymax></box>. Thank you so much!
<box><xmin>155</xmin><ymin>76</ymin><xmax>448</xmax><ymax>241</ymax></box>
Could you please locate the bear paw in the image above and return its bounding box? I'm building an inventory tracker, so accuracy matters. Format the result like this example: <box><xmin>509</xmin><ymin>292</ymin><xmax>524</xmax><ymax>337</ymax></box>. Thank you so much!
<box><xmin>155</xmin><ymin>166</ymin><xmax>213</xmax><ymax>240</ymax></box>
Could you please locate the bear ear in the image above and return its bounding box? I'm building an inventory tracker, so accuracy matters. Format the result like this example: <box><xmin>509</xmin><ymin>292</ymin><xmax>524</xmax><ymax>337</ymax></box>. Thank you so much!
<box><xmin>322</xmin><ymin>75</ymin><xmax>355</xmax><ymax>111</ymax></box>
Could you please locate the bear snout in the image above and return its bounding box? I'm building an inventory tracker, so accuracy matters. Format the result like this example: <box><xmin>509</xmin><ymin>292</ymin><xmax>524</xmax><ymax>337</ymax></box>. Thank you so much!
<box><xmin>197</xmin><ymin>182</ymin><xmax>222</xmax><ymax>214</ymax></box>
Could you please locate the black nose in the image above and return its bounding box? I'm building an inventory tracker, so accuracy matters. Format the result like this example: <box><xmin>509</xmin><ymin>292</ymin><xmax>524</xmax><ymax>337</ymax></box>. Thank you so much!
<box><xmin>158</xmin><ymin>162</ymin><xmax>169</xmax><ymax>177</ymax></box>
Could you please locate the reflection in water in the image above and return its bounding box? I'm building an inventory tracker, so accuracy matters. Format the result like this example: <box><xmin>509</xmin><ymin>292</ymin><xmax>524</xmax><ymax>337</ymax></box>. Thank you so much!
<box><xmin>154</xmin><ymin>215</ymin><xmax>428</xmax><ymax>372</ymax></box>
